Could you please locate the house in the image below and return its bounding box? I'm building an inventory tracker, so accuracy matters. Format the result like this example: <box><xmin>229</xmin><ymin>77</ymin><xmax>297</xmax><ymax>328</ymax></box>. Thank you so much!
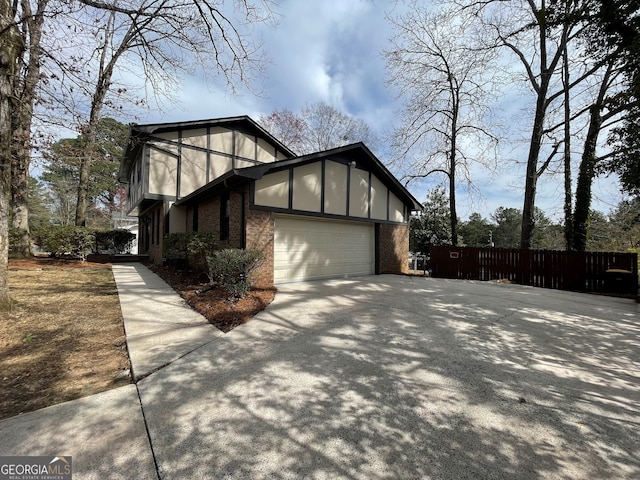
<box><xmin>118</xmin><ymin>116</ymin><xmax>421</xmax><ymax>286</ymax></box>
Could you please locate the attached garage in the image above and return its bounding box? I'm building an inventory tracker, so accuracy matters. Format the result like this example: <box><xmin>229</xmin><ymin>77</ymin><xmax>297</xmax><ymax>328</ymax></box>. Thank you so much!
<box><xmin>154</xmin><ymin>129</ymin><xmax>421</xmax><ymax>287</ymax></box>
<box><xmin>274</xmin><ymin>215</ymin><xmax>374</xmax><ymax>283</ymax></box>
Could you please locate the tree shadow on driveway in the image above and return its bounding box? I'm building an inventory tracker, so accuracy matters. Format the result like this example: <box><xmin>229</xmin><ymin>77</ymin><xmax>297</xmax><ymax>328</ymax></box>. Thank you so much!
<box><xmin>137</xmin><ymin>275</ymin><xmax>640</xmax><ymax>479</ymax></box>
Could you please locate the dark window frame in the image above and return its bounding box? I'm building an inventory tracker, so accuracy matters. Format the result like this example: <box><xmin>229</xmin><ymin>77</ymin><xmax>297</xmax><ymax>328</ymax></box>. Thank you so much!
<box><xmin>220</xmin><ymin>193</ymin><xmax>230</xmax><ymax>241</ymax></box>
<box><xmin>193</xmin><ymin>204</ymin><xmax>199</xmax><ymax>232</ymax></box>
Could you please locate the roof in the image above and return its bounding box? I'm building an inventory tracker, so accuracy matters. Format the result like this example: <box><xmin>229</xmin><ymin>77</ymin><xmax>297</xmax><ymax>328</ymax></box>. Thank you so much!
<box><xmin>118</xmin><ymin>115</ymin><xmax>297</xmax><ymax>182</ymax></box>
<box><xmin>175</xmin><ymin>142</ymin><xmax>422</xmax><ymax>211</ymax></box>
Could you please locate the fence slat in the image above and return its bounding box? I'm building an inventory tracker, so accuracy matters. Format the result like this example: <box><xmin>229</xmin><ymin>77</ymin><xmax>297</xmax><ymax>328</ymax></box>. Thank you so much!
<box><xmin>429</xmin><ymin>246</ymin><xmax>638</xmax><ymax>296</ymax></box>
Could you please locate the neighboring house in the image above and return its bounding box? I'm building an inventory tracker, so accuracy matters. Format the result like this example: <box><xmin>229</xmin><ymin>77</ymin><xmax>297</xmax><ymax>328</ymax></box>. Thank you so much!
<box><xmin>118</xmin><ymin>116</ymin><xmax>421</xmax><ymax>286</ymax></box>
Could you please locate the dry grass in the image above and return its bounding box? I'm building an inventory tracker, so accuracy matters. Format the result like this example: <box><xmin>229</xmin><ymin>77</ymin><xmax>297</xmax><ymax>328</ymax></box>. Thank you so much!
<box><xmin>0</xmin><ymin>259</ymin><xmax>130</xmax><ymax>420</ymax></box>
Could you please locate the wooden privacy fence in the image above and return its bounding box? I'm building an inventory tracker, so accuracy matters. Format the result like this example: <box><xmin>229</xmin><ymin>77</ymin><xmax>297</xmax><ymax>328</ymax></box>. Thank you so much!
<box><xmin>430</xmin><ymin>246</ymin><xmax>639</xmax><ymax>295</ymax></box>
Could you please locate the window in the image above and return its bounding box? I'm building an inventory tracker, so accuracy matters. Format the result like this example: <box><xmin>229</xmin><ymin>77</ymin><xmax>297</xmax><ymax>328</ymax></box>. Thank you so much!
<box><xmin>155</xmin><ymin>209</ymin><xmax>160</xmax><ymax>244</ymax></box>
<box><xmin>136</xmin><ymin>158</ymin><xmax>142</xmax><ymax>184</ymax></box>
<box><xmin>220</xmin><ymin>193</ymin><xmax>230</xmax><ymax>241</ymax></box>
<box><xmin>193</xmin><ymin>204</ymin><xmax>199</xmax><ymax>232</ymax></box>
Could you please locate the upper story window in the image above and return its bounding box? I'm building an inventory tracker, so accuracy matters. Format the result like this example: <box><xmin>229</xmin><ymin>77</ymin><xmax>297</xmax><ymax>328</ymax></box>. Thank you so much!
<box><xmin>136</xmin><ymin>156</ymin><xmax>142</xmax><ymax>184</ymax></box>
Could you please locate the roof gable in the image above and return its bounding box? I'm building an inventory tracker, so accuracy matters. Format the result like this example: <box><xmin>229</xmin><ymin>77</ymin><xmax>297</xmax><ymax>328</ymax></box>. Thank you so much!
<box><xmin>119</xmin><ymin>116</ymin><xmax>296</xmax><ymax>182</ymax></box>
<box><xmin>177</xmin><ymin>142</ymin><xmax>421</xmax><ymax>212</ymax></box>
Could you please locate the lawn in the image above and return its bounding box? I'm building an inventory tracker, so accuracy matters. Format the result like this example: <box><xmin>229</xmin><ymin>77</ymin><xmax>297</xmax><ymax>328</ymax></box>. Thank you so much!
<box><xmin>1</xmin><ymin>258</ymin><xmax>275</xmax><ymax>420</ymax></box>
<box><xmin>1</xmin><ymin>259</ymin><xmax>130</xmax><ymax>420</ymax></box>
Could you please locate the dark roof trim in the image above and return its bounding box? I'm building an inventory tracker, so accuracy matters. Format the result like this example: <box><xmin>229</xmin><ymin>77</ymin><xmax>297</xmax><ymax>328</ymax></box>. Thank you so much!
<box><xmin>129</xmin><ymin>115</ymin><xmax>296</xmax><ymax>157</ymax></box>
<box><xmin>174</xmin><ymin>168</ymin><xmax>266</xmax><ymax>206</ymax></box>
<box><xmin>119</xmin><ymin>115</ymin><xmax>297</xmax><ymax>182</ymax></box>
<box><xmin>176</xmin><ymin>143</ymin><xmax>422</xmax><ymax>211</ymax></box>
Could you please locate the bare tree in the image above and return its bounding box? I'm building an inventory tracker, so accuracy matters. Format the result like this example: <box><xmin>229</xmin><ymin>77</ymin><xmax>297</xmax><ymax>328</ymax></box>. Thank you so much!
<box><xmin>463</xmin><ymin>0</ymin><xmax>578</xmax><ymax>248</ymax></box>
<box><xmin>300</xmin><ymin>102</ymin><xmax>378</xmax><ymax>154</ymax></box>
<box><xmin>571</xmin><ymin>61</ymin><xmax>630</xmax><ymax>250</ymax></box>
<box><xmin>385</xmin><ymin>2</ymin><xmax>498</xmax><ymax>246</ymax></box>
<box><xmin>561</xmin><ymin>3</ymin><xmax>574</xmax><ymax>251</ymax></box>
<box><xmin>259</xmin><ymin>102</ymin><xmax>378</xmax><ymax>156</ymax></box>
<box><xmin>10</xmin><ymin>0</ymin><xmax>49</xmax><ymax>257</ymax></box>
<box><xmin>63</xmin><ymin>0</ymin><xmax>273</xmax><ymax>226</ymax></box>
<box><xmin>461</xmin><ymin>0</ymin><xmax>623</xmax><ymax>249</ymax></box>
<box><xmin>258</xmin><ymin>108</ymin><xmax>308</xmax><ymax>155</ymax></box>
<box><xmin>1</xmin><ymin>0</ymin><xmax>23</xmax><ymax>305</ymax></box>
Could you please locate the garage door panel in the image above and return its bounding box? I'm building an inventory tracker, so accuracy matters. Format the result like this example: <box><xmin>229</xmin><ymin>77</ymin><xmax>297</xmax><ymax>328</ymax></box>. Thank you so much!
<box><xmin>274</xmin><ymin>216</ymin><xmax>374</xmax><ymax>283</ymax></box>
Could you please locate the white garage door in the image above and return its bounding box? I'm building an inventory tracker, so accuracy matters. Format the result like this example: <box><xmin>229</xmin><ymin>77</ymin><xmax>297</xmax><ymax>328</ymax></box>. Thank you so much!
<box><xmin>274</xmin><ymin>216</ymin><xmax>374</xmax><ymax>283</ymax></box>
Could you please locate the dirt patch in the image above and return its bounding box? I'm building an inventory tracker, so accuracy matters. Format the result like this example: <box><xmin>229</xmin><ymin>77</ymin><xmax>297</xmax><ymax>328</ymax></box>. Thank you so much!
<box><xmin>149</xmin><ymin>264</ymin><xmax>276</xmax><ymax>333</ymax></box>
<box><xmin>1</xmin><ymin>258</ymin><xmax>130</xmax><ymax>420</ymax></box>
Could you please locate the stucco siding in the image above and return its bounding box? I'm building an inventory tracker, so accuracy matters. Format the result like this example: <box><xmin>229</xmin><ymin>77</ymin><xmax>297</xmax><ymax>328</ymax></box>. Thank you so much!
<box><xmin>148</xmin><ymin>147</ymin><xmax>177</xmax><ymax>196</ymax></box>
<box><xmin>349</xmin><ymin>167</ymin><xmax>369</xmax><ymax>218</ymax></box>
<box><xmin>324</xmin><ymin>161</ymin><xmax>348</xmax><ymax>216</ymax></box>
<box><xmin>210</xmin><ymin>127</ymin><xmax>233</xmax><ymax>153</ymax></box>
<box><xmin>236</xmin><ymin>158</ymin><xmax>256</xmax><ymax>169</ymax></box>
<box><xmin>389</xmin><ymin>192</ymin><xmax>405</xmax><ymax>223</ymax></box>
<box><xmin>254</xmin><ymin>170</ymin><xmax>290</xmax><ymax>209</ymax></box>
<box><xmin>155</xmin><ymin>132</ymin><xmax>179</xmax><ymax>153</ymax></box>
<box><xmin>292</xmin><ymin>163</ymin><xmax>322</xmax><ymax>212</ymax></box>
<box><xmin>209</xmin><ymin>152</ymin><xmax>233</xmax><ymax>180</ymax></box>
<box><xmin>235</xmin><ymin>132</ymin><xmax>256</xmax><ymax>160</ymax></box>
<box><xmin>182</xmin><ymin>128</ymin><xmax>207</xmax><ymax>148</ymax></box>
<box><xmin>180</xmin><ymin>148</ymin><xmax>207</xmax><ymax>196</ymax></box>
<box><xmin>257</xmin><ymin>137</ymin><xmax>278</xmax><ymax>163</ymax></box>
<box><xmin>370</xmin><ymin>174</ymin><xmax>387</xmax><ymax>220</ymax></box>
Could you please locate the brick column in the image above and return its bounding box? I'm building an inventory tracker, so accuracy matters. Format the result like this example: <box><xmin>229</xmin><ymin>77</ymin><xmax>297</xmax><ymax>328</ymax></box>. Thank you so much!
<box><xmin>378</xmin><ymin>223</ymin><xmax>409</xmax><ymax>274</ymax></box>
<box><xmin>245</xmin><ymin>207</ymin><xmax>274</xmax><ymax>288</ymax></box>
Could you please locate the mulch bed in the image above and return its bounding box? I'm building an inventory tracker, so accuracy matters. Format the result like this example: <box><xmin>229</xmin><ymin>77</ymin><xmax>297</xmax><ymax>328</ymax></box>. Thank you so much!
<box><xmin>148</xmin><ymin>264</ymin><xmax>276</xmax><ymax>333</ymax></box>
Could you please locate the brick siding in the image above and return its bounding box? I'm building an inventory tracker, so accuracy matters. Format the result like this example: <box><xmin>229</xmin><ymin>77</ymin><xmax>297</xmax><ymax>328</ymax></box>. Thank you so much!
<box><xmin>194</xmin><ymin>192</ymin><xmax>245</xmax><ymax>249</ymax></box>
<box><xmin>378</xmin><ymin>223</ymin><xmax>409</xmax><ymax>274</ymax></box>
<box><xmin>185</xmin><ymin>187</ymin><xmax>274</xmax><ymax>287</ymax></box>
<box><xmin>197</xmin><ymin>197</ymin><xmax>220</xmax><ymax>236</ymax></box>
<box><xmin>176</xmin><ymin>186</ymin><xmax>408</xmax><ymax>285</ymax></box>
<box><xmin>245</xmin><ymin>206</ymin><xmax>274</xmax><ymax>288</ymax></box>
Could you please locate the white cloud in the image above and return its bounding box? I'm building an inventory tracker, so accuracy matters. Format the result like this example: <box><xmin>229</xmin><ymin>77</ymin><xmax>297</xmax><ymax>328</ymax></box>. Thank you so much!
<box><xmin>98</xmin><ymin>0</ymin><xmax>626</xmax><ymax>221</ymax></box>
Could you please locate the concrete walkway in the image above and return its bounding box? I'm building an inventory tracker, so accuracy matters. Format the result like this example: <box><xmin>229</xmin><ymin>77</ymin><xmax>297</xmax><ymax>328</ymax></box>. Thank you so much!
<box><xmin>1</xmin><ymin>264</ymin><xmax>639</xmax><ymax>479</ymax></box>
<box><xmin>112</xmin><ymin>263</ymin><xmax>223</xmax><ymax>381</ymax></box>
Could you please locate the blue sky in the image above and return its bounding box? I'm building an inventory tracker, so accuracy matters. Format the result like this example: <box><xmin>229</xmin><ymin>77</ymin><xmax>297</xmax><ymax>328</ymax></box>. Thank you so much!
<box><xmin>117</xmin><ymin>0</ymin><xmax>627</xmax><ymax>221</ymax></box>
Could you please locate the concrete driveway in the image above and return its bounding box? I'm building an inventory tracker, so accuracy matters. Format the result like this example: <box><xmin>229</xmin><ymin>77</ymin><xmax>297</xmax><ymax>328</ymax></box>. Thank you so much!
<box><xmin>137</xmin><ymin>275</ymin><xmax>640</xmax><ymax>479</ymax></box>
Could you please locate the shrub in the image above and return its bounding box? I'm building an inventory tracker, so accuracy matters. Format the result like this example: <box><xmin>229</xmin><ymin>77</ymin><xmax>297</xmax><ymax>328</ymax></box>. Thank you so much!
<box><xmin>163</xmin><ymin>233</ymin><xmax>191</xmax><ymax>261</ymax></box>
<box><xmin>163</xmin><ymin>232</ymin><xmax>218</xmax><ymax>272</ymax></box>
<box><xmin>186</xmin><ymin>231</ymin><xmax>218</xmax><ymax>272</ymax></box>
<box><xmin>94</xmin><ymin>229</ymin><xmax>136</xmax><ymax>254</ymax></box>
<box><xmin>33</xmin><ymin>225</ymin><xmax>95</xmax><ymax>260</ymax></box>
<box><xmin>206</xmin><ymin>248</ymin><xmax>264</xmax><ymax>300</ymax></box>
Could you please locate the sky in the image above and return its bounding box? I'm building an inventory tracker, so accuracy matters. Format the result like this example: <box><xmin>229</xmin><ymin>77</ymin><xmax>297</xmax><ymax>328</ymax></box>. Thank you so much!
<box><xmin>102</xmin><ymin>0</ymin><xmax>629</xmax><ymax>221</ymax></box>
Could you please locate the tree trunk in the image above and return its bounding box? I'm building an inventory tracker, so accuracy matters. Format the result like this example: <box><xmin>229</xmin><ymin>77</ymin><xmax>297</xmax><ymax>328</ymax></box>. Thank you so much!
<box><xmin>10</xmin><ymin>154</ymin><xmax>29</xmax><ymax>255</ymax></box>
<box><xmin>10</xmin><ymin>0</ymin><xmax>48</xmax><ymax>256</ymax></box>
<box><xmin>449</xmin><ymin>171</ymin><xmax>457</xmax><ymax>246</ymax></box>
<box><xmin>449</xmin><ymin>94</ymin><xmax>459</xmax><ymax>246</ymax></box>
<box><xmin>572</xmin><ymin>61</ymin><xmax>615</xmax><ymax>252</ymax></box>
<box><xmin>562</xmin><ymin>37</ymin><xmax>573</xmax><ymax>251</ymax></box>
<box><xmin>520</xmin><ymin>1</ymin><xmax>568</xmax><ymax>249</ymax></box>
<box><xmin>520</xmin><ymin>95</ymin><xmax>546</xmax><ymax>249</ymax></box>
<box><xmin>572</xmin><ymin>105</ymin><xmax>603</xmax><ymax>252</ymax></box>
<box><xmin>75</xmin><ymin>11</ymin><xmax>117</xmax><ymax>227</ymax></box>
<box><xmin>1</xmin><ymin>0</ymin><xmax>22</xmax><ymax>306</ymax></box>
<box><xmin>75</xmin><ymin>152</ymin><xmax>91</xmax><ymax>227</ymax></box>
